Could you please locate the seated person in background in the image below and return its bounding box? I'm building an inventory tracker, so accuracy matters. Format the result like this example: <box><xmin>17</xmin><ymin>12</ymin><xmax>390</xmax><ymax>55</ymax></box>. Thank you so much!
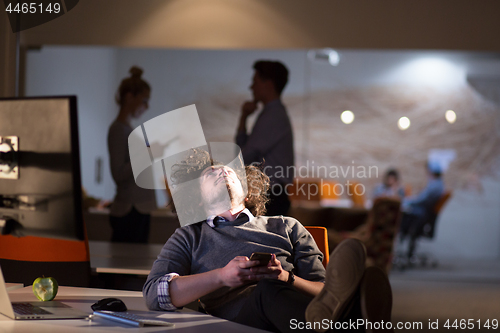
<box><xmin>373</xmin><ymin>168</ymin><xmax>405</xmax><ymax>200</ymax></box>
<box><xmin>143</xmin><ymin>148</ymin><xmax>394</xmax><ymax>333</ymax></box>
<box><xmin>400</xmin><ymin>161</ymin><xmax>444</xmax><ymax>259</ymax></box>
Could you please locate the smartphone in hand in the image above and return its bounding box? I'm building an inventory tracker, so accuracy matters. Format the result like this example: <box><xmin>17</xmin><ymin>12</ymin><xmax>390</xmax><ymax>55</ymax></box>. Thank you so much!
<box><xmin>249</xmin><ymin>252</ymin><xmax>272</xmax><ymax>267</ymax></box>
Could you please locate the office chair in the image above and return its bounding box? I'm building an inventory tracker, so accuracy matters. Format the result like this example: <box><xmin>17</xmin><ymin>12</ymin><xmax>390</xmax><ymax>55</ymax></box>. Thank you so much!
<box><xmin>320</xmin><ymin>180</ymin><xmax>341</xmax><ymax>200</ymax></box>
<box><xmin>304</xmin><ymin>226</ymin><xmax>329</xmax><ymax>268</ymax></box>
<box><xmin>0</xmin><ymin>235</ymin><xmax>91</xmax><ymax>287</ymax></box>
<box><xmin>393</xmin><ymin>191</ymin><xmax>452</xmax><ymax>270</ymax></box>
<box><xmin>424</xmin><ymin>191</ymin><xmax>452</xmax><ymax>238</ymax></box>
<box><xmin>347</xmin><ymin>181</ymin><xmax>365</xmax><ymax>208</ymax></box>
<box><xmin>327</xmin><ymin>198</ymin><xmax>402</xmax><ymax>273</ymax></box>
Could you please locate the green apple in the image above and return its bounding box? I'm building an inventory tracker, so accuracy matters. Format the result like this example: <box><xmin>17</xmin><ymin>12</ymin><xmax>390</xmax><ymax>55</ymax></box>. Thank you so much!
<box><xmin>32</xmin><ymin>276</ymin><xmax>58</xmax><ymax>301</ymax></box>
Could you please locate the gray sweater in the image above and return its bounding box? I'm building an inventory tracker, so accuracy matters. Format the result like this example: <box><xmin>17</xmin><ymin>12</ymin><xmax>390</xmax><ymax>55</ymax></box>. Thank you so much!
<box><xmin>143</xmin><ymin>215</ymin><xmax>325</xmax><ymax>321</ymax></box>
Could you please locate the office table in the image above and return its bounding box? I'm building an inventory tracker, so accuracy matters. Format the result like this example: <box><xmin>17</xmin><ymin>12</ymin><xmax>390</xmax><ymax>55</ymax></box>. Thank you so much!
<box><xmin>5</xmin><ymin>283</ymin><xmax>23</xmax><ymax>291</ymax></box>
<box><xmin>89</xmin><ymin>241</ymin><xmax>163</xmax><ymax>276</ymax></box>
<box><xmin>1</xmin><ymin>286</ymin><xmax>268</xmax><ymax>332</ymax></box>
<box><xmin>289</xmin><ymin>205</ymin><xmax>369</xmax><ymax>232</ymax></box>
<box><xmin>85</xmin><ymin>208</ymin><xmax>179</xmax><ymax>244</ymax></box>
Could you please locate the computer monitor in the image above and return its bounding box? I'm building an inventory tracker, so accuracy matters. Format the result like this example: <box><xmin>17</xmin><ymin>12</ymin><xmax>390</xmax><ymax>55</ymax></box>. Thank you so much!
<box><xmin>0</xmin><ymin>96</ymin><xmax>84</xmax><ymax>241</ymax></box>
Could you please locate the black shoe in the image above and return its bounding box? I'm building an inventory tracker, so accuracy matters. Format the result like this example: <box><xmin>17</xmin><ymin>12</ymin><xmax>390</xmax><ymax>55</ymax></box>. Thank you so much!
<box><xmin>305</xmin><ymin>239</ymin><xmax>366</xmax><ymax>332</ymax></box>
<box><xmin>360</xmin><ymin>266</ymin><xmax>394</xmax><ymax>333</ymax></box>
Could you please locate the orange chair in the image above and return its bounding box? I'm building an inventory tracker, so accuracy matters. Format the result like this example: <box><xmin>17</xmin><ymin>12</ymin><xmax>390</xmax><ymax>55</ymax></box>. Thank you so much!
<box><xmin>305</xmin><ymin>226</ymin><xmax>329</xmax><ymax>268</ymax></box>
<box><xmin>416</xmin><ymin>190</ymin><xmax>452</xmax><ymax>239</ymax></box>
<box><xmin>0</xmin><ymin>234</ymin><xmax>91</xmax><ymax>287</ymax></box>
<box><xmin>320</xmin><ymin>180</ymin><xmax>341</xmax><ymax>200</ymax></box>
<box><xmin>347</xmin><ymin>181</ymin><xmax>365</xmax><ymax>208</ymax></box>
<box><xmin>434</xmin><ymin>191</ymin><xmax>452</xmax><ymax>214</ymax></box>
<box><xmin>404</xmin><ymin>184</ymin><xmax>412</xmax><ymax>197</ymax></box>
<box><xmin>289</xmin><ymin>178</ymin><xmax>322</xmax><ymax>204</ymax></box>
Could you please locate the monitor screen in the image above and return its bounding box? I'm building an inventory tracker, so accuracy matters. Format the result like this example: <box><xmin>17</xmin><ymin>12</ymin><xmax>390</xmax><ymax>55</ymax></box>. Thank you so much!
<box><xmin>0</xmin><ymin>96</ymin><xmax>84</xmax><ymax>241</ymax></box>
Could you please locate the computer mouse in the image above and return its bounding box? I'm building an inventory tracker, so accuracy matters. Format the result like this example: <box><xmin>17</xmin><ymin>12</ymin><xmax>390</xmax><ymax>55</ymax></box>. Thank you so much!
<box><xmin>91</xmin><ymin>298</ymin><xmax>127</xmax><ymax>312</ymax></box>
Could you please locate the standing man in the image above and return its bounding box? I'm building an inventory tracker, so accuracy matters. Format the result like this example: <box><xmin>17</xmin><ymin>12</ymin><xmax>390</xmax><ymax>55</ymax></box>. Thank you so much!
<box><xmin>236</xmin><ymin>60</ymin><xmax>294</xmax><ymax>216</ymax></box>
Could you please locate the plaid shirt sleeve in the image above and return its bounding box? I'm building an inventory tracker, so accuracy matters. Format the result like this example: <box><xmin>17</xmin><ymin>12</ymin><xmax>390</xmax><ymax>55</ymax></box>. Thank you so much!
<box><xmin>157</xmin><ymin>273</ymin><xmax>181</xmax><ymax>311</ymax></box>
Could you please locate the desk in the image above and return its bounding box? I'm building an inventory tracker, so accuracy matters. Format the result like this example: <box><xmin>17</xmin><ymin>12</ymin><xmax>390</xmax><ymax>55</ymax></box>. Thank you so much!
<box><xmin>289</xmin><ymin>205</ymin><xmax>368</xmax><ymax>232</ymax></box>
<box><xmin>1</xmin><ymin>286</ymin><xmax>268</xmax><ymax>332</ymax></box>
<box><xmin>89</xmin><ymin>241</ymin><xmax>163</xmax><ymax>291</ymax></box>
<box><xmin>5</xmin><ymin>283</ymin><xmax>23</xmax><ymax>291</ymax></box>
<box><xmin>288</xmin><ymin>205</ymin><xmax>369</xmax><ymax>253</ymax></box>
<box><xmin>85</xmin><ymin>209</ymin><xmax>180</xmax><ymax>244</ymax></box>
<box><xmin>89</xmin><ymin>241</ymin><xmax>163</xmax><ymax>276</ymax></box>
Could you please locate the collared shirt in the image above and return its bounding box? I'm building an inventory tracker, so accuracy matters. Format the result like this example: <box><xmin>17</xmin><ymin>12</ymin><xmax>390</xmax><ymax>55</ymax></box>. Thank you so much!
<box><xmin>157</xmin><ymin>208</ymin><xmax>254</xmax><ymax>311</ymax></box>
<box><xmin>206</xmin><ymin>208</ymin><xmax>254</xmax><ymax>228</ymax></box>
<box><xmin>236</xmin><ymin>99</ymin><xmax>294</xmax><ymax>185</ymax></box>
<box><xmin>156</xmin><ymin>273</ymin><xmax>179</xmax><ymax>311</ymax></box>
<box><xmin>402</xmin><ymin>178</ymin><xmax>444</xmax><ymax>216</ymax></box>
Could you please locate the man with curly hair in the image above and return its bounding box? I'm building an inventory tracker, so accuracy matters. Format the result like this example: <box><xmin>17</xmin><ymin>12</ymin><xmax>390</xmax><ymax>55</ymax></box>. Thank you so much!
<box><xmin>143</xmin><ymin>148</ymin><xmax>393</xmax><ymax>333</ymax></box>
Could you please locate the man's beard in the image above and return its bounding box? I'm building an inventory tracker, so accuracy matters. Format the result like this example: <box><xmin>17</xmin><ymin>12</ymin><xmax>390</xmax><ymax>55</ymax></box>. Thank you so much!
<box><xmin>227</xmin><ymin>183</ymin><xmax>245</xmax><ymax>205</ymax></box>
<box><xmin>203</xmin><ymin>182</ymin><xmax>245</xmax><ymax>216</ymax></box>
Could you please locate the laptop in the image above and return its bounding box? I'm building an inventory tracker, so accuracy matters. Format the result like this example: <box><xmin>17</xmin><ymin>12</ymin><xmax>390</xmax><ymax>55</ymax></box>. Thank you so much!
<box><xmin>0</xmin><ymin>266</ymin><xmax>89</xmax><ymax>320</ymax></box>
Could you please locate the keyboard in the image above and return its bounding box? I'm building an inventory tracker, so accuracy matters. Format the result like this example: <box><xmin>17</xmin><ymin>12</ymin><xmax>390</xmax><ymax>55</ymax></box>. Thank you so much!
<box><xmin>13</xmin><ymin>303</ymin><xmax>52</xmax><ymax>315</ymax></box>
<box><xmin>93</xmin><ymin>311</ymin><xmax>175</xmax><ymax>327</ymax></box>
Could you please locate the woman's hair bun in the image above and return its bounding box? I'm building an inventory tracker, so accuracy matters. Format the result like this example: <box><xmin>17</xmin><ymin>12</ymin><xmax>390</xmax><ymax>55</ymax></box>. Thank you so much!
<box><xmin>129</xmin><ymin>66</ymin><xmax>143</xmax><ymax>79</ymax></box>
<box><xmin>116</xmin><ymin>65</ymin><xmax>150</xmax><ymax>106</ymax></box>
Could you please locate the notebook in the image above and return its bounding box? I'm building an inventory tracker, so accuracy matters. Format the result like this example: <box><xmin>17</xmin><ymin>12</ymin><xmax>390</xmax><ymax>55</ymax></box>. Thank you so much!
<box><xmin>0</xmin><ymin>266</ymin><xmax>89</xmax><ymax>320</ymax></box>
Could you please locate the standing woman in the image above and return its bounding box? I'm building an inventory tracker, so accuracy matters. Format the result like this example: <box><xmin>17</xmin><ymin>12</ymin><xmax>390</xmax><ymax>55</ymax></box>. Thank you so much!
<box><xmin>108</xmin><ymin>66</ymin><xmax>157</xmax><ymax>243</ymax></box>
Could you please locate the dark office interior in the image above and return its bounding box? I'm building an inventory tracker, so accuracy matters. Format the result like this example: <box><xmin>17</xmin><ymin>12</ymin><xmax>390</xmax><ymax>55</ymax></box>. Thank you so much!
<box><xmin>1</xmin><ymin>1</ymin><xmax>500</xmax><ymax>332</ymax></box>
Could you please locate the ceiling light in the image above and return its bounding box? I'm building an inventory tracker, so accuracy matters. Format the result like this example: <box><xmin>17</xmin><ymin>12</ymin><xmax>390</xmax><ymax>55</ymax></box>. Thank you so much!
<box><xmin>387</xmin><ymin>56</ymin><xmax>466</xmax><ymax>89</ymax></box>
<box><xmin>398</xmin><ymin>117</ymin><xmax>410</xmax><ymax>130</ymax></box>
<box><xmin>340</xmin><ymin>110</ymin><xmax>354</xmax><ymax>124</ymax></box>
<box><xmin>445</xmin><ymin>110</ymin><xmax>456</xmax><ymax>123</ymax></box>
<box><xmin>307</xmin><ymin>48</ymin><xmax>340</xmax><ymax>66</ymax></box>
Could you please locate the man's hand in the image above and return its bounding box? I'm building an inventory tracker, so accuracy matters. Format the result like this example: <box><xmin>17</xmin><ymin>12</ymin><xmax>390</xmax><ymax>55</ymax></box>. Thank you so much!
<box><xmin>249</xmin><ymin>254</ymin><xmax>288</xmax><ymax>282</ymax></box>
<box><xmin>218</xmin><ymin>255</ymin><xmax>288</xmax><ymax>287</ymax></box>
<box><xmin>238</xmin><ymin>101</ymin><xmax>258</xmax><ymax>133</ymax></box>
<box><xmin>217</xmin><ymin>256</ymin><xmax>257</xmax><ymax>287</ymax></box>
<box><xmin>241</xmin><ymin>100</ymin><xmax>258</xmax><ymax>118</ymax></box>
